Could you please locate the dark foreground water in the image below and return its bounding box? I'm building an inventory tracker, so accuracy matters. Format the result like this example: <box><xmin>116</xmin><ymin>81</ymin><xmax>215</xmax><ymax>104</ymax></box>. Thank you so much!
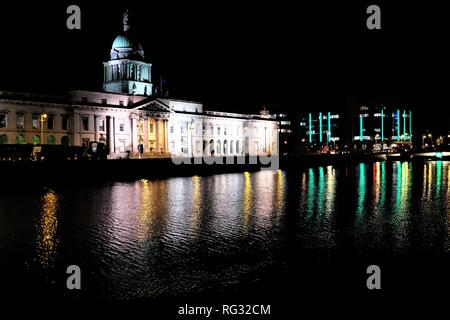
<box><xmin>0</xmin><ymin>161</ymin><xmax>449</xmax><ymax>303</ymax></box>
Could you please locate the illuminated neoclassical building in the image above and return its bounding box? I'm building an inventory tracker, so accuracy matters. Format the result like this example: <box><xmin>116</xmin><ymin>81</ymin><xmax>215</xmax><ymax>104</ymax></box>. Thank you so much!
<box><xmin>0</xmin><ymin>11</ymin><xmax>278</xmax><ymax>158</ymax></box>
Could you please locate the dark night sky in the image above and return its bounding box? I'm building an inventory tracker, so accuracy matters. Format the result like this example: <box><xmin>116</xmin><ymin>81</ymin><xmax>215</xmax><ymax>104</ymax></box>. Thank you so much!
<box><xmin>0</xmin><ymin>1</ymin><xmax>449</xmax><ymax>132</ymax></box>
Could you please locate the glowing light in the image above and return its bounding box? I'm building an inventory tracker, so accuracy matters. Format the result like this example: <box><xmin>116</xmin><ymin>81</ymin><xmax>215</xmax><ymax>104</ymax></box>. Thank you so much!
<box><xmin>360</xmin><ymin>114</ymin><xmax>363</xmax><ymax>141</ymax></box>
<box><xmin>356</xmin><ymin>163</ymin><xmax>366</xmax><ymax>217</ymax></box>
<box><xmin>37</xmin><ymin>190</ymin><xmax>59</xmax><ymax>268</ymax></box>
<box><xmin>319</xmin><ymin>112</ymin><xmax>323</xmax><ymax>143</ymax></box>
<box><xmin>381</xmin><ymin>109</ymin><xmax>384</xmax><ymax>141</ymax></box>
<box><xmin>403</xmin><ymin>110</ymin><xmax>406</xmax><ymax>138</ymax></box>
<box><xmin>242</xmin><ymin>171</ymin><xmax>252</xmax><ymax>230</ymax></box>
<box><xmin>308</xmin><ymin>113</ymin><xmax>312</xmax><ymax>143</ymax></box>
<box><xmin>327</xmin><ymin>112</ymin><xmax>331</xmax><ymax>143</ymax></box>
<box><xmin>397</xmin><ymin>109</ymin><xmax>401</xmax><ymax>140</ymax></box>
<box><xmin>191</xmin><ymin>175</ymin><xmax>202</xmax><ymax>232</ymax></box>
<box><xmin>275</xmin><ymin>170</ymin><xmax>284</xmax><ymax>217</ymax></box>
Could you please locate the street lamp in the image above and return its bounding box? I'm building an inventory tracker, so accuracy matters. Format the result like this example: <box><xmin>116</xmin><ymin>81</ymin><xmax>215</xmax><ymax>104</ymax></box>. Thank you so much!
<box><xmin>40</xmin><ymin>113</ymin><xmax>47</xmax><ymax>145</ymax></box>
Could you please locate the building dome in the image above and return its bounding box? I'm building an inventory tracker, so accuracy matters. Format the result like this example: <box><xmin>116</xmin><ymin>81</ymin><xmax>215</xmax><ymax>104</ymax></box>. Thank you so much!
<box><xmin>110</xmin><ymin>10</ymin><xmax>145</xmax><ymax>60</ymax></box>
<box><xmin>112</xmin><ymin>33</ymin><xmax>143</xmax><ymax>51</ymax></box>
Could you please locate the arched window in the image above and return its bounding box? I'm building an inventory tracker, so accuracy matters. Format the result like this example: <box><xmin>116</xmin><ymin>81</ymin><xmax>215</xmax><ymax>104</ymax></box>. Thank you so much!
<box><xmin>61</xmin><ymin>136</ymin><xmax>69</xmax><ymax>146</ymax></box>
<box><xmin>16</xmin><ymin>134</ymin><xmax>25</xmax><ymax>144</ymax></box>
<box><xmin>230</xmin><ymin>140</ymin><xmax>234</xmax><ymax>154</ymax></box>
<box><xmin>236</xmin><ymin>140</ymin><xmax>240</xmax><ymax>154</ymax></box>
<box><xmin>217</xmin><ymin>126</ymin><xmax>221</xmax><ymax>135</ymax></box>
<box><xmin>216</xmin><ymin>140</ymin><xmax>221</xmax><ymax>155</ymax></box>
<box><xmin>223</xmin><ymin>140</ymin><xmax>227</xmax><ymax>154</ymax></box>
<box><xmin>32</xmin><ymin>135</ymin><xmax>40</xmax><ymax>145</ymax></box>
<box><xmin>47</xmin><ymin>135</ymin><xmax>56</xmax><ymax>145</ymax></box>
<box><xmin>0</xmin><ymin>134</ymin><xmax>8</xmax><ymax>144</ymax></box>
<box><xmin>209</xmin><ymin>139</ymin><xmax>214</xmax><ymax>156</ymax></box>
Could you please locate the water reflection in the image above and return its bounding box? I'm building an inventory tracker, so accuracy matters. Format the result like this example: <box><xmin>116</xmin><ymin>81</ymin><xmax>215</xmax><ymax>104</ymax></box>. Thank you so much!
<box><xmin>10</xmin><ymin>162</ymin><xmax>447</xmax><ymax>298</ymax></box>
<box><xmin>36</xmin><ymin>190</ymin><xmax>59</xmax><ymax>268</ymax></box>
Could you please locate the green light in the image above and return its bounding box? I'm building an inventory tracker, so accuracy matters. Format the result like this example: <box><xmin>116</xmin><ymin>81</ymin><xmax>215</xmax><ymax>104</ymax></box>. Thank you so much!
<box><xmin>357</xmin><ymin>163</ymin><xmax>366</xmax><ymax>217</ymax></box>
<box><xmin>307</xmin><ymin>168</ymin><xmax>315</xmax><ymax>216</ymax></box>
<box><xmin>436</xmin><ymin>161</ymin><xmax>442</xmax><ymax>197</ymax></box>
<box><xmin>381</xmin><ymin>109</ymin><xmax>384</xmax><ymax>141</ymax></box>
<box><xmin>436</xmin><ymin>152</ymin><xmax>443</xmax><ymax>159</ymax></box>
<box><xmin>318</xmin><ymin>167</ymin><xmax>325</xmax><ymax>213</ymax></box>
<box><xmin>327</xmin><ymin>112</ymin><xmax>331</xmax><ymax>143</ymax></box>
<box><xmin>360</xmin><ymin>114</ymin><xmax>363</xmax><ymax>141</ymax></box>
<box><xmin>308</xmin><ymin>113</ymin><xmax>312</xmax><ymax>143</ymax></box>
<box><xmin>397</xmin><ymin>109</ymin><xmax>401</xmax><ymax>140</ymax></box>
<box><xmin>319</xmin><ymin>112</ymin><xmax>322</xmax><ymax>143</ymax></box>
<box><xmin>403</xmin><ymin>110</ymin><xmax>406</xmax><ymax>139</ymax></box>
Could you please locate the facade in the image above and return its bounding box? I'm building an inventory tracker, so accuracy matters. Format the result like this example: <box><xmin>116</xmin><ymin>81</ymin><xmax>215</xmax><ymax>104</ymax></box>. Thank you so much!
<box><xmin>0</xmin><ymin>12</ymin><xmax>278</xmax><ymax>158</ymax></box>
<box><xmin>299</xmin><ymin>112</ymin><xmax>342</xmax><ymax>151</ymax></box>
<box><xmin>353</xmin><ymin>106</ymin><xmax>412</xmax><ymax>151</ymax></box>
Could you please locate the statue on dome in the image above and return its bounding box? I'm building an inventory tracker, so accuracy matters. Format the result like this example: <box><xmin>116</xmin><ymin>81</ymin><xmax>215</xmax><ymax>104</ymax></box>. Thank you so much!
<box><xmin>123</xmin><ymin>9</ymin><xmax>130</xmax><ymax>31</ymax></box>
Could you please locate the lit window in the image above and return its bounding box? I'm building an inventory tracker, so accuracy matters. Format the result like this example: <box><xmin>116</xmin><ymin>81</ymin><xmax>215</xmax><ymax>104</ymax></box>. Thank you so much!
<box><xmin>32</xmin><ymin>115</ymin><xmax>39</xmax><ymax>129</ymax></box>
<box><xmin>149</xmin><ymin>123</ymin><xmax>154</xmax><ymax>133</ymax></box>
<box><xmin>0</xmin><ymin>114</ymin><xmax>6</xmax><ymax>128</ymax></box>
<box><xmin>118</xmin><ymin>119</ymin><xmax>125</xmax><ymax>132</ymax></box>
<box><xmin>16</xmin><ymin>113</ymin><xmax>24</xmax><ymax>129</ymax></box>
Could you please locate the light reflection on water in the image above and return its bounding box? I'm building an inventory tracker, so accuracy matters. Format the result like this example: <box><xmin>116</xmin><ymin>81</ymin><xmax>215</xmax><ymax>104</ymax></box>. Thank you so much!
<box><xmin>36</xmin><ymin>190</ymin><xmax>59</xmax><ymax>268</ymax></box>
<box><xmin>0</xmin><ymin>161</ymin><xmax>449</xmax><ymax>299</ymax></box>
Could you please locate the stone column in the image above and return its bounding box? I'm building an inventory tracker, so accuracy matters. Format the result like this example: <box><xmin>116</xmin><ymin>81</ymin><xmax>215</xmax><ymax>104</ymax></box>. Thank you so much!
<box><xmin>94</xmin><ymin>115</ymin><xmax>98</xmax><ymax>142</ymax></box>
<box><xmin>143</xmin><ymin>118</ymin><xmax>149</xmax><ymax>152</ymax></box>
<box><xmin>155</xmin><ymin>118</ymin><xmax>160</xmax><ymax>153</ymax></box>
<box><xmin>164</xmin><ymin>119</ymin><xmax>169</xmax><ymax>154</ymax></box>
<box><xmin>73</xmin><ymin>113</ymin><xmax>81</xmax><ymax>146</ymax></box>
<box><xmin>108</xmin><ymin>116</ymin><xmax>115</xmax><ymax>154</ymax></box>
<box><xmin>130</xmin><ymin>117</ymin><xmax>137</xmax><ymax>153</ymax></box>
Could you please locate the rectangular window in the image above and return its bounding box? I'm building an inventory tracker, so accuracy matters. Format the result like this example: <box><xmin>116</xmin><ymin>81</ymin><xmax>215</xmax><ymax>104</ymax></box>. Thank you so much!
<box><xmin>118</xmin><ymin>119</ymin><xmax>125</xmax><ymax>132</ymax></box>
<box><xmin>32</xmin><ymin>115</ymin><xmax>39</xmax><ymax>129</ymax></box>
<box><xmin>82</xmin><ymin>116</ymin><xmax>89</xmax><ymax>131</ymax></box>
<box><xmin>101</xmin><ymin>99</ymin><xmax>107</xmax><ymax>105</ymax></box>
<box><xmin>16</xmin><ymin>114</ymin><xmax>24</xmax><ymax>129</ymax></box>
<box><xmin>119</xmin><ymin>101</ymin><xmax>124</xmax><ymax>106</ymax></box>
<box><xmin>47</xmin><ymin>116</ymin><xmax>54</xmax><ymax>130</ymax></box>
<box><xmin>149</xmin><ymin>123</ymin><xmax>154</xmax><ymax>133</ymax></box>
<box><xmin>170</xmin><ymin>126</ymin><xmax>174</xmax><ymax>134</ymax></box>
<box><xmin>0</xmin><ymin>114</ymin><xmax>6</xmax><ymax>128</ymax></box>
<box><xmin>62</xmin><ymin>117</ymin><xmax>68</xmax><ymax>130</ymax></box>
<box><xmin>81</xmin><ymin>97</ymin><xmax>88</xmax><ymax>103</ymax></box>
<box><xmin>99</xmin><ymin>119</ymin><xmax>105</xmax><ymax>132</ymax></box>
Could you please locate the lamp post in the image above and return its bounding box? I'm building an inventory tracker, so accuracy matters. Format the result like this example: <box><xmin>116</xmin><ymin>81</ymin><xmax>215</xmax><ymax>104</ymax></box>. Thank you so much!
<box><xmin>40</xmin><ymin>113</ymin><xmax>47</xmax><ymax>145</ymax></box>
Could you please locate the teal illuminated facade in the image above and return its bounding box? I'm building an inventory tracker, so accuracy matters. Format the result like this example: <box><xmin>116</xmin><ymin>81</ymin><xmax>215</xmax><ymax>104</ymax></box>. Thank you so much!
<box><xmin>299</xmin><ymin>112</ymin><xmax>341</xmax><ymax>149</ymax></box>
<box><xmin>354</xmin><ymin>105</ymin><xmax>413</xmax><ymax>150</ymax></box>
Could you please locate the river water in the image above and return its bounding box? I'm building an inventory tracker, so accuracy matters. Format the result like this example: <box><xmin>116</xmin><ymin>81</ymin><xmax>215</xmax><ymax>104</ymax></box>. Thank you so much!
<box><xmin>0</xmin><ymin>161</ymin><xmax>448</xmax><ymax>301</ymax></box>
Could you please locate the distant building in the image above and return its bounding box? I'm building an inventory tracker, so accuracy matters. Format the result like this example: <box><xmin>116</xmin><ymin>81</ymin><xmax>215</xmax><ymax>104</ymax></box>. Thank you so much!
<box><xmin>298</xmin><ymin>112</ymin><xmax>342</xmax><ymax>152</ymax></box>
<box><xmin>353</xmin><ymin>106</ymin><xmax>413</xmax><ymax>151</ymax></box>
